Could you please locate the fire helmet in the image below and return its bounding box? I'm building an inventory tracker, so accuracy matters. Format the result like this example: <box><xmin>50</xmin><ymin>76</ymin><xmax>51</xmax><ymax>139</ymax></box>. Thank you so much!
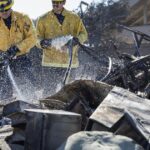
<box><xmin>0</xmin><ymin>0</ymin><xmax>14</xmax><ymax>12</ymax></box>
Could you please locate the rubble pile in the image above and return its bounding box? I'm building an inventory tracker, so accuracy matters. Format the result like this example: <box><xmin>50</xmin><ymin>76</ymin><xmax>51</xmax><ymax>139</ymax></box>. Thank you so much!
<box><xmin>0</xmin><ymin>101</ymin><xmax>39</xmax><ymax>150</ymax></box>
<box><xmin>0</xmin><ymin>23</ymin><xmax>150</xmax><ymax>150</ymax></box>
<box><xmin>0</xmin><ymin>0</ymin><xmax>150</xmax><ymax>149</ymax></box>
<box><xmin>100</xmin><ymin>54</ymin><xmax>150</xmax><ymax>98</ymax></box>
<box><xmin>86</xmin><ymin>86</ymin><xmax>150</xmax><ymax>149</ymax></box>
<box><xmin>0</xmin><ymin>80</ymin><xmax>149</xmax><ymax>149</ymax></box>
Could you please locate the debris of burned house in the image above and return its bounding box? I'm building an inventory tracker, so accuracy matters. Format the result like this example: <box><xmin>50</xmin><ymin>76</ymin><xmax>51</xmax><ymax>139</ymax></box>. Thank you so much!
<box><xmin>40</xmin><ymin>80</ymin><xmax>113</xmax><ymax>127</ymax></box>
<box><xmin>1</xmin><ymin>100</ymin><xmax>39</xmax><ymax>150</ymax></box>
<box><xmin>45</xmin><ymin>80</ymin><xmax>113</xmax><ymax>106</ymax></box>
<box><xmin>40</xmin><ymin>80</ymin><xmax>150</xmax><ymax>149</ymax></box>
<box><xmin>86</xmin><ymin>86</ymin><xmax>150</xmax><ymax>149</ymax></box>
<box><xmin>117</xmin><ymin>24</ymin><xmax>150</xmax><ymax>56</ymax></box>
<box><xmin>0</xmin><ymin>79</ymin><xmax>149</xmax><ymax>149</ymax></box>
<box><xmin>0</xmin><ymin>1</ymin><xmax>149</xmax><ymax>149</ymax></box>
<box><xmin>96</xmin><ymin>25</ymin><xmax>150</xmax><ymax>98</ymax></box>
<box><xmin>24</xmin><ymin>109</ymin><xmax>81</xmax><ymax>150</ymax></box>
<box><xmin>100</xmin><ymin>54</ymin><xmax>150</xmax><ymax>94</ymax></box>
<box><xmin>39</xmin><ymin>80</ymin><xmax>113</xmax><ymax>130</ymax></box>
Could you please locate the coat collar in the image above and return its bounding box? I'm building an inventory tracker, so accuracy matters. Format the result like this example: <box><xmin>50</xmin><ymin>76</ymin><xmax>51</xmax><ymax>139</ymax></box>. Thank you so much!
<box><xmin>0</xmin><ymin>10</ymin><xmax>17</xmax><ymax>22</ymax></box>
<box><xmin>51</xmin><ymin>8</ymin><xmax>68</xmax><ymax>16</ymax></box>
<box><xmin>11</xmin><ymin>11</ymin><xmax>17</xmax><ymax>22</ymax></box>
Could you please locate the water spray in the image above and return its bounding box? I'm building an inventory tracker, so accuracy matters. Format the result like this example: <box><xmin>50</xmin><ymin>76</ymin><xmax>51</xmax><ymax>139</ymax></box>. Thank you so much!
<box><xmin>7</xmin><ymin>65</ymin><xmax>25</xmax><ymax>101</ymax></box>
<box><xmin>44</xmin><ymin>35</ymin><xmax>113</xmax><ymax>91</ymax></box>
<box><xmin>51</xmin><ymin>35</ymin><xmax>72</xmax><ymax>51</ymax></box>
<box><xmin>55</xmin><ymin>36</ymin><xmax>74</xmax><ymax>92</ymax></box>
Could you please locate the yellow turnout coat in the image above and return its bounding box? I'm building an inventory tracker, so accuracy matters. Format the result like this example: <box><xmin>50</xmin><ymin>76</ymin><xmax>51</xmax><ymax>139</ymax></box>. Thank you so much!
<box><xmin>36</xmin><ymin>9</ymin><xmax>88</xmax><ymax>68</ymax></box>
<box><xmin>0</xmin><ymin>11</ymin><xmax>37</xmax><ymax>56</ymax></box>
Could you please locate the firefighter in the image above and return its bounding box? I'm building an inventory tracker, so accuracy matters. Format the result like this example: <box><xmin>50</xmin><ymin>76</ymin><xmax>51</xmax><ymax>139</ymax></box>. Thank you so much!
<box><xmin>0</xmin><ymin>0</ymin><xmax>37</xmax><ymax>100</ymax></box>
<box><xmin>36</xmin><ymin>0</ymin><xmax>88</xmax><ymax>96</ymax></box>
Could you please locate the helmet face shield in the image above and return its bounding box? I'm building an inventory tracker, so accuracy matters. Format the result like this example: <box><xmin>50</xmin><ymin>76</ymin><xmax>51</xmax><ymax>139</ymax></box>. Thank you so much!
<box><xmin>0</xmin><ymin>0</ymin><xmax>14</xmax><ymax>12</ymax></box>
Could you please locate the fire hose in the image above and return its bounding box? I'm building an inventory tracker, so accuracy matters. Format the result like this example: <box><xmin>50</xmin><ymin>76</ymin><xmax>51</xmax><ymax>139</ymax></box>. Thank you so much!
<box><xmin>40</xmin><ymin>36</ymin><xmax>112</xmax><ymax>86</ymax></box>
<box><xmin>63</xmin><ymin>39</ymin><xmax>73</xmax><ymax>85</ymax></box>
<box><xmin>63</xmin><ymin>38</ymin><xmax>112</xmax><ymax>85</ymax></box>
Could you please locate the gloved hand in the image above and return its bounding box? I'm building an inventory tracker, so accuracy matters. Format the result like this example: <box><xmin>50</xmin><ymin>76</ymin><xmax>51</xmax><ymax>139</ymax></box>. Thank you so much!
<box><xmin>40</xmin><ymin>39</ymin><xmax>52</xmax><ymax>49</ymax></box>
<box><xmin>7</xmin><ymin>45</ymin><xmax>19</xmax><ymax>58</ymax></box>
<box><xmin>67</xmin><ymin>37</ymin><xmax>79</xmax><ymax>47</ymax></box>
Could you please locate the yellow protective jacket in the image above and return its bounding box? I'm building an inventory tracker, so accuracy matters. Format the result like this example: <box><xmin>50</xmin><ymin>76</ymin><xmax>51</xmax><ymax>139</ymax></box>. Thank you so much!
<box><xmin>36</xmin><ymin>8</ymin><xmax>88</xmax><ymax>68</ymax></box>
<box><xmin>0</xmin><ymin>11</ymin><xmax>37</xmax><ymax>56</ymax></box>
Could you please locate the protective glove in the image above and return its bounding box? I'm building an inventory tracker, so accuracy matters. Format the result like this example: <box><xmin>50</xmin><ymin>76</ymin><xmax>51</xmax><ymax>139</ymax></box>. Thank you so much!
<box><xmin>7</xmin><ymin>45</ymin><xmax>19</xmax><ymax>58</ymax></box>
<box><xmin>40</xmin><ymin>39</ymin><xmax>52</xmax><ymax>49</ymax></box>
<box><xmin>67</xmin><ymin>37</ymin><xmax>79</xmax><ymax>47</ymax></box>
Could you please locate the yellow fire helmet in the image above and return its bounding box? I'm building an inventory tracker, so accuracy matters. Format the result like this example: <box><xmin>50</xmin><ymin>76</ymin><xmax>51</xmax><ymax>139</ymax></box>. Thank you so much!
<box><xmin>0</xmin><ymin>0</ymin><xmax>14</xmax><ymax>12</ymax></box>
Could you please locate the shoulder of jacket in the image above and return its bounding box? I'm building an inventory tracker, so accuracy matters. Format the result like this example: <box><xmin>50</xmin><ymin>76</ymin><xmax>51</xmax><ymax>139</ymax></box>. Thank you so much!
<box><xmin>38</xmin><ymin>11</ymin><xmax>52</xmax><ymax>21</ymax></box>
<box><xmin>13</xmin><ymin>11</ymin><xmax>31</xmax><ymax>21</ymax></box>
<box><xmin>13</xmin><ymin>11</ymin><xmax>29</xmax><ymax>18</ymax></box>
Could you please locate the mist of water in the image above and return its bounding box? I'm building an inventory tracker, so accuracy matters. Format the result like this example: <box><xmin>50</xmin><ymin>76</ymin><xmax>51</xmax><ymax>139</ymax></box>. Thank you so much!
<box><xmin>51</xmin><ymin>35</ymin><xmax>73</xmax><ymax>51</ymax></box>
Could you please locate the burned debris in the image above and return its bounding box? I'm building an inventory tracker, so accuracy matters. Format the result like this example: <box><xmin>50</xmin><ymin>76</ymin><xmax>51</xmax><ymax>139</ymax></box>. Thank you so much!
<box><xmin>25</xmin><ymin>109</ymin><xmax>81</xmax><ymax>150</ymax></box>
<box><xmin>97</xmin><ymin>25</ymin><xmax>150</xmax><ymax>98</ymax></box>
<box><xmin>40</xmin><ymin>80</ymin><xmax>150</xmax><ymax>149</ymax></box>
<box><xmin>100</xmin><ymin>54</ymin><xmax>150</xmax><ymax>95</ymax></box>
<box><xmin>86</xmin><ymin>86</ymin><xmax>150</xmax><ymax>149</ymax></box>
<box><xmin>1</xmin><ymin>80</ymin><xmax>150</xmax><ymax>149</ymax></box>
<box><xmin>0</xmin><ymin>0</ymin><xmax>150</xmax><ymax>150</ymax></box>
